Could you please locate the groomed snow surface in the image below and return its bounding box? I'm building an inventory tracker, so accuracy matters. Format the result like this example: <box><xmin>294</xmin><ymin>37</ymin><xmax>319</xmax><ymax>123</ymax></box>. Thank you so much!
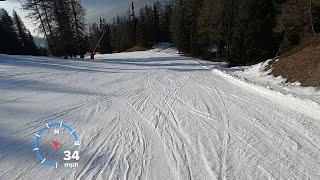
<box><xmin>1</xmin><ymin>44</ymin><xmax>320</xmax><ymax>180</ymax></box>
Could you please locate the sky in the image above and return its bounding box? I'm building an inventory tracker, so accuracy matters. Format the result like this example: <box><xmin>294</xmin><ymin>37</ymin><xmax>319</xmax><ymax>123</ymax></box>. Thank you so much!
<box><xmin>0</xmin><ymin>0</ymin><xmax>164</xmax><ymax>37</ymax></box>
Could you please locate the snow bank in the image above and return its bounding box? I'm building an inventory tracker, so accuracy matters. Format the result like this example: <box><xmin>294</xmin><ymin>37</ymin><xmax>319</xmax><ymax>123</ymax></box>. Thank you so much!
<box><xmin>227</xmin><ymin>61</ymin><xmax>320</xmax><ymax>104</ymax></box>
<box><xmin>147</xmin><ymin>43</ymin><xmax>320</xmax><ymax>105</ymax></box>
<box><xmin>152</xmin><ymin>43</ymin><xmax>179</xmax><ymax>55</ymax></box>
<box><xmin>212</xmin><ymin>69</ymin><xmax>320</xmax><ymax>121</ymax></box>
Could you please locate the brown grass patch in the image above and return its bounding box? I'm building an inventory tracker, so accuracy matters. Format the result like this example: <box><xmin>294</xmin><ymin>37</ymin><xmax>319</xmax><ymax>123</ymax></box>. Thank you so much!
<box><xmin>125</xmin><ymin>45</ymin><xmax>151</xmax><ymax>52</ymax></box>
<box><xmin>268</xmin><ymin>36</ymin><xmax>320</xmax><ymax>87</ymax></box>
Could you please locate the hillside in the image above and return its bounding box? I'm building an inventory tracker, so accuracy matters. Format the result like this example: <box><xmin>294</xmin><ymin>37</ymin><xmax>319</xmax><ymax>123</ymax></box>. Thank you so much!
<box><xmin>268</xmin><ymin>36</ymin><xmax>320</xmax><ymax>87</ymax></box>
<box><xmin>1</xmin><ymin>46</ymin><xmax>320</xmax><ymax>179</ymax></box>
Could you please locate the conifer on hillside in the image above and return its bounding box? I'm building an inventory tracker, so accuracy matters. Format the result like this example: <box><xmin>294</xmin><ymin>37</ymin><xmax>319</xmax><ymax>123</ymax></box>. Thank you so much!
<box><xmin>229</xmin><ymin>0</ymin><xmax>277</xmax><ymax>66</ymax></box>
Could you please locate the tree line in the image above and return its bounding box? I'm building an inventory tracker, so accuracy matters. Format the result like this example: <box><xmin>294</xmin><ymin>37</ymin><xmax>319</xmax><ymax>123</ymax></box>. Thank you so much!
<box><xmin>169</xmin><ymin>0</ymin><xmax>320</xmax><ymax>65</ymax></box>
<box><xmin>0</xmin><ymin>8</ymin><xmax>39</xmax><ymax>55</ymax></box>
<box><xmin>87</xmin><ymin>0</ymin><xmax>320</xmax><ymax>65</ymax></box>
<box><xmin>2</xmin><ymin>0</ymin><xmax>319</xmax><ymax>65</ymax></box>
<box><xmin>88</xmin><ymin>2</ymin><xmax>172</xmax><ymax>53</ymax></box>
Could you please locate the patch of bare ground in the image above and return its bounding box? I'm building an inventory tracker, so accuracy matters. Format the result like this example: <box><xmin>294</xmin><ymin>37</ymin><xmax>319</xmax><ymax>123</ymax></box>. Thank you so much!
<box><xmin>268</xmin><ymin>35</ymin><xmax>320</xmax><ymax>87</ymax></box>
<box><xmin>125</xmin><ymin>45</ymin><xmax>151</xmax><ymax>52</ymax></box>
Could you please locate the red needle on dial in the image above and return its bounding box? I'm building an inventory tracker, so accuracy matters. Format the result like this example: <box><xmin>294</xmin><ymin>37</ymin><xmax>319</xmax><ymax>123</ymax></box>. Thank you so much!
<box><xmin>52</xmin><ymin>140</ymin><xmax>60</xmax><ymax>149</ymax></box>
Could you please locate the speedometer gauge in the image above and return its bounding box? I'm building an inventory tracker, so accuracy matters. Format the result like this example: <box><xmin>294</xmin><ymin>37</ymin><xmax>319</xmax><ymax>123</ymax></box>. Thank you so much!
<box><xmin>34</xmin><ymin>122</ymin><xmax>80</xmax><ymax>168</ymax></box>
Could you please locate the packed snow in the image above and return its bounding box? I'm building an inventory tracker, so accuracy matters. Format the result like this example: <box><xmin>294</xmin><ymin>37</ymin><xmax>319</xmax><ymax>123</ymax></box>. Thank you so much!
<box><xmin>1</xmin><ymin>45</ymin><xmax>320</xmax><ymax>180</ymax></box>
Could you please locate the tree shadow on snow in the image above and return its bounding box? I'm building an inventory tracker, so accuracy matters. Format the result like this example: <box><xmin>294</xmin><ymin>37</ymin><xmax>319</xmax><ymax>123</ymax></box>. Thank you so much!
<box><xmin>0</xmin><ymin>54</ymin><xmax>213</xmax><ymax>73</ymax></box>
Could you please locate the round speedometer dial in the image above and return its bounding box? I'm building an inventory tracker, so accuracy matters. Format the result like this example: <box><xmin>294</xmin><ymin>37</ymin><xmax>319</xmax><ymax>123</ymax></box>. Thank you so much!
<box><xmin>34</xmin><ymin>122</ymin><xmax>80</xmax><ymax>168</ymax></box>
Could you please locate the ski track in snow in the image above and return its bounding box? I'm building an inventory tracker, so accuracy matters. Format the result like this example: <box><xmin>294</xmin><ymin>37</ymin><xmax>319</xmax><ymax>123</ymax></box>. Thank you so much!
<box><xmin>1</xmin><ymin>48</ymin><xmax>320</xmax><ymax>180</ymax></box>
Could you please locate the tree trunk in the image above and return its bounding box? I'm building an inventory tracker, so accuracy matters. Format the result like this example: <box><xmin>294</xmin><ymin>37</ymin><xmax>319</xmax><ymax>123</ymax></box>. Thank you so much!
<box><xmin>34</xmin><ymin>3</ymin><xmax>53</xmax><ymax>55</ymax></box>
<box><xmin>39</xmin><ymin>0</ymin><xmax>55</xmax><ymax>54</ymax></box>
<box><xmin>227</xmin><ymin>0</ymin><xmax>234</xmax><ymax>60</ymax></box>
<box><xmin>40</xmin><ymin>0</ymin><xmax>54</xmax><ymax>37</ymax></box>
<box><xmin>310</xmin><ymin>0</ymin><xmax>316</xmax><ymax>35</ymax></box>
<box><xmin>71</xmin><ymin>0</ymin><xmax>82</xmax><ymax>55</ymax></box>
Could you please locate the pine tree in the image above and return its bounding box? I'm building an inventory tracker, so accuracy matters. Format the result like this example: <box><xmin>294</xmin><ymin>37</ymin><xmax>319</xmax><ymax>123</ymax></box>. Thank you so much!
<box><xmin>131</xmin><ymin>2</ymin><xmax>137</xmax><ymax>45</ymax></box>
<box><xmin>153</xmin><ymin>2</ymin><xmax>161</xmax><ymax>42</ymax></box>
<box><xmin>135</xmin><ymin>12</ymin><xmax>145</xmax><ymax>46</ymax></box>
<box><xmin>136</xmin><ymin>8</ymin><xmax>148</xmax><ymax>46</ymax></box>
<box><xmin>26</xmin><ymin>30</ymin><xmax>38</xmax><ymax>55</ymax></box>
<box><xmin>12</xmin><ymin>10</ymin><xmax>37</xmax><ymax>55</ymax></box>
<box><xmin>170</xmin><ymin>0</ymin><xmax>204</xmax><ymax>55</ymax></box>
<box><xmin>52</xmin><ymin>0</ymin><xmax>75</xmax><ymax>57</ymax></box>
<box><xmin>160</xmin><ymin>4</ymin><xmax>173</xmax><ymax>42</ymax></box>
<box><xmin>170</xmin><ymin>0</ymin><xmax>190</xmax><ymax>53</ymax></box>
<box><xmin>70</xmin><ymin>0</ymin><xmax>86</xmax><ymax>57</ymax></box>
<box><xmin>0</xmin><ymin>9</ymin><xmax>21</xmax><ymax>54</ymax></box>
<box><xmin>197</xmin><ymin>0</ymin><xmax>223</xmax><ymax>54</ymax></box>
<box><xmin>24</xmin><ymin>0</ymin><xmax>87</xmax><ymax>57</ymax></box>
<box><xmin>110</xmin><ymin>17</ymin><xmax>120</xmax><ymax>51</ymax></box>
<box><xmin>186</xmin><ymin>0</ymin><xmax>204</xmax><ymax>55</ymax></box>
<box><xmin>229</xmin><ymin>0</ymin><xmax>277</xmax><ymax>66</ymax></box>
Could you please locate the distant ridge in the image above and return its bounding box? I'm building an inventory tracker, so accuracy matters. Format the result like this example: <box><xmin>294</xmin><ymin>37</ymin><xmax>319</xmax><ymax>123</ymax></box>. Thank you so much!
<box><xmin>33</xmin><ymin>37</ymin><xmax>47</xmax><ymax>48</ymax></box>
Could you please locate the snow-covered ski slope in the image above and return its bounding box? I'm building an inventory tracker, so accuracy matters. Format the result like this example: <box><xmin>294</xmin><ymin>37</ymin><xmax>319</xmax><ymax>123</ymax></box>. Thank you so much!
<box><xmin>1</xmin><ymin>45</ymin><xmax>320</xmax><ymax>180</ymax></box>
